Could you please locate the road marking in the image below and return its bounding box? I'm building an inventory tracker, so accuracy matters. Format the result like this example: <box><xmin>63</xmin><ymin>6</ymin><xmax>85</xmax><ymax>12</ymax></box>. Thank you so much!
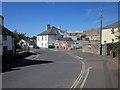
<box><xmin>67</xmin><ymin>53</ymin><xmax>85</xmax><ymax>89</ymax></box>
<box><xmin>67</xmin><ymin>52</ymin><xmax>91</xmax><ymax>90</ymax></box>
<box><xmin>67</xmin><ymin>53</ymin><xmax>83</xmax><ymax>60</ymax></box>
<box><xmin>32</xmin><ymin>54</ymin><xmax>39</xmax><ymax>60</ymax></box>
<box><xmin>75</xmin><ymin>55</ymin><xmax>83</xmax><ymax>60</ymax></box>
<box><xmin>48</xmin><ymin>49</ymin><xmax>58</xmax><ymax>51</ymax></box>
<box><xmin>70</xmin><ymin>60</ymin><xmax>85</xmax><ymax>89</ymax></box>
<box><xmin>80</xmin><ymin>67</ymin><xmax>92</xmax><ymax>88</ymax></box>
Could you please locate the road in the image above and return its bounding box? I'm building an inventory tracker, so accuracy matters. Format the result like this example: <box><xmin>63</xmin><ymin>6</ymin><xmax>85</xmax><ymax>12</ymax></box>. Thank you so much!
<box><xmin>2</xmin><ymin>48</ymin><xmax>82</xmax><ymax>88</ymax></box>
<box><xmin>2</xmin><ymin>48</ymin><xmax>118</xmax><ymax>88</ymax></box>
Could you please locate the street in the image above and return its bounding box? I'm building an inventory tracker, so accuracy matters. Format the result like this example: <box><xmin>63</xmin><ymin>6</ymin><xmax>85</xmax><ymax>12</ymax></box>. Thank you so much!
<box><xmin>2</xmin><ymin>48</ymin><xmax>118</xmax><ymax>88</ymax></box>
<box><xmin>2</xmin><ymin>49</ymin><xmax>82</xmax><ymax>88</ymax></box>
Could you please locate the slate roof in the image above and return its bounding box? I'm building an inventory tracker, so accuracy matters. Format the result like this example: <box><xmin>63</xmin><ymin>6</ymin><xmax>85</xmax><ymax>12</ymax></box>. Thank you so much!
<box><xmin>0</xmin><ymin>24</ymin><xmax>14</xmax><ymax>36</ymax></box>
<box><xmin>37</xmin><ymin>26</ymin><xmax>59</xmax><ymax>36</ymax></box>
<box><xmin>103</xmin><ymin>21</ymin><xmax>120</xmax><ymax>29</ymax></box>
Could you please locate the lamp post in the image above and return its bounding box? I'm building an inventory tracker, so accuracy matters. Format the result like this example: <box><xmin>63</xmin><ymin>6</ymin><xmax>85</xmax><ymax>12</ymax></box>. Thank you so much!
<box><xmin>100</xmin><ymin>9</ymin><xmax>103</xmax><ymax>55</ymax></box>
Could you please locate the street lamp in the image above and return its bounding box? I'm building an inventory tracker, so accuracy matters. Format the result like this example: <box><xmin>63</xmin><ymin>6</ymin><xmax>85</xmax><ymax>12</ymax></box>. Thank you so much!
<box><xmin>100</xmin><ymin>9</ymin><xmax>103</xmax><ymax>55</ymax></box>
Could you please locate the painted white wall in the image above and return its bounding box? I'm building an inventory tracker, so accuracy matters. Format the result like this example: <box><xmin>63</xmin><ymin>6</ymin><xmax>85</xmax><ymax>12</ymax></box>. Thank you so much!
<box><xmin>3</xmin><ymin>35</ymin><xmax>13</xmax><ymax>51</ymax></box>
<box><xmin>37</xmin><ymin>30</ymin><xmax>63</xmax><ymax>48</ymax></box>
<box><xmin>37</xmin><ymin>35</ymin><xmax>48</xmax><ymax>48</ymax></box>
<box><xmin>102</xmin><ymin>28</ymin><xmax>118</xmax><ymax>44</ymax></box>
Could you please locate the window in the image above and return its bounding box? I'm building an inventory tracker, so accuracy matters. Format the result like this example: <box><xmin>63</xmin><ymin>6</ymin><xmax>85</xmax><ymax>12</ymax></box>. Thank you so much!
<box><xmin>3</xmin><ymin>46</ymin><xmax>8</xmax><ymax>52</ymax></box>
<box><xmin>45</xmin><ymin>36</ymin><xmax>47</xmax><ymax>41</ymax></box>
<box><xmin>38</xmin><ymin>36</ymin><xmax>39</xmax><ymax>41</ymax></box>
<box><xmin>85</xmin><ymin>38</ymin><xmax>89</xmax><ymax>41</ymax></box>
<box><xmin>42</xmin><ymin>36</ymin><xmax>43</xmax><ymax>41</ymax></box>
<box><xmin>3</xmin><ymin>35</ymin><xmax>7</xmax><ymax>40</ymax></box>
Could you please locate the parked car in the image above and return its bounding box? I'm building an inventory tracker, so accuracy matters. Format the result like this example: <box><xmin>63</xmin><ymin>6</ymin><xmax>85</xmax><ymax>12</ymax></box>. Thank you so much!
<box><xmin>33</xmin><ymin>44</ymin><xmax>40</xmax><ymax>49</ymax></box>
<box><xmin>48</xmin><ymin>45</ymin><xmax>55</xmax><ymax>48</ymax></box>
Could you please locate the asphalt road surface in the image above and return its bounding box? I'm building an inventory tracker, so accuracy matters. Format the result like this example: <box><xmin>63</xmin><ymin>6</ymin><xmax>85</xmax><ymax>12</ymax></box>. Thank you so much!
<box><xmin>2</xmin><ymin>48</ymin><xmax>118</xmax><ymax>88</ymax></box>
<box><xmin>2</xmin><ymin>48</ymin><xmax>82</xmax><ymax>88</ymax></box>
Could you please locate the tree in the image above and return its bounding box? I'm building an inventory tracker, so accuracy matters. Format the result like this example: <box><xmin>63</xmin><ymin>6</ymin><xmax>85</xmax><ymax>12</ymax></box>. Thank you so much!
<box><xmin>117</xmin><ymin>27</ymin><xmax>120</xmax><ymax>60</ymax></box>
<box><xmin>113</xmin><ymin>25</ymin><xmax>120</xmax><ymax>59</ymax></box>
<box><xmin>13</xmin><ymin>30</ymin><xmax>27</xmax><ymax>52</ymax></box>
<box><xmin>30</xmin><ymin>36</ymin><xmax>36</xmax><ymax>40</ymax></box>
<box><xmin>13</xmin><ymin>30</ymin><xmax>26</xmax><ymax>40</ymax></box>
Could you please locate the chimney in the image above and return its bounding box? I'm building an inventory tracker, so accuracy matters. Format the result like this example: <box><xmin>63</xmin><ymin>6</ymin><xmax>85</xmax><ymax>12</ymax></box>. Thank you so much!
<box><xmin>58</xmin><ymin>25</ymin><xmax>61</xmax><ymax>29</ymax></box>
<box><xmin>0</xmin><ymin>15</ymin><xmax>4</xmax><ymax>26</ymax></box>
<box><xmin>46</xmin><ymin>24</ymin><xmax>51</xmax><ymax>31</ymax></box>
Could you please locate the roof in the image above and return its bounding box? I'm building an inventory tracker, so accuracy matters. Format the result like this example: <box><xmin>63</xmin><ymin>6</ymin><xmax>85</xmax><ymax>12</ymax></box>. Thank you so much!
<box><xmin>37</xmin><ymin>26</ymin><xmax>59</xmax><ymax>36</ymax></box>
<box><xmin>0</xmin><ymin>15</ymin><xmax>4</xmax><ymax>19</ymax></box>
<box><xmin>59</xmin><ymin>37</ymin><xmax>73</xmax><ymax>41</ymax></box>
<box><xmin>0</xmin><ymin>24</ymin><xmax>14</xmax><ymax>36</ymax></box>
<box><xmin>103</xmin><ymin>21</ymin><xmax>120</xmax><ymax>29</ymax></box>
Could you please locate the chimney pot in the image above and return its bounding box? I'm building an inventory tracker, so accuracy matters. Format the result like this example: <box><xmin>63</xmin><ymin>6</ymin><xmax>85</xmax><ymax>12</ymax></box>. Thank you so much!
<box><xmin>0</xmin><ymin>15</ymin><xmax>4</xmax><ymax>26</ymax></box>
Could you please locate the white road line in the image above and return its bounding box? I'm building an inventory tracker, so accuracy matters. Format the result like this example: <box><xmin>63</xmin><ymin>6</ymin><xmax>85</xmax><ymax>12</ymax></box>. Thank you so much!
<box><xmin>70</xmin><ymin>60</ymin><xmax>85</xmax><ymax>89</ymax></box>
<box><xmin>75</xmin><ymin>55</ymin><xmax>83</xmax><ymax>60</ymax></box>
<box><xmin>49</xmin><ymin>49</ymin><xmax>58</xmax><ymax>51</ymax></box>
<box><xmin>67</xmin><ymin>53</ymin><xmax>83</xmax><ymax>60</ymax></box>
<box><xmin>80</xmin><ymin>67</ymin><xmax>92</xmax><ymax>88</ymax></box>
<box><xmin>67</xmin><ymin>52</ymin><xmax>91</xmax><ymax>89</ymax></box>
<box><xmin>67</xmin><ymin>53</ymin><xmax>85</xmax><ymax>89</ymax></box>
<box><xmin>32</xmin><ymin>54</ymin><xmax>39</xmax><ymax>60</ymax></box>
<box><xmin>71</xmin><ymin>60</ymin><xmax>85</xmax><ymax>89</ymax></box>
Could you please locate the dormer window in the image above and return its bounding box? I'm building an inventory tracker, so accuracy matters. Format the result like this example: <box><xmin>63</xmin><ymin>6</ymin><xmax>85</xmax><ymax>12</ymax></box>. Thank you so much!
<box><xmin>111</xmin><ymin>28</ymin><xmax>115</xmax><ymax>34</ymax></box>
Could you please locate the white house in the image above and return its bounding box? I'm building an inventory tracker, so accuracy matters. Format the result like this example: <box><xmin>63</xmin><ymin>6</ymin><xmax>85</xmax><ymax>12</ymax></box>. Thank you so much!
<box><xmin>102</xmin><ymin>22</ymin><xmax>119</xmax><ymax>44</ymax></box>
<box><xmin>37</xmin><ymin>24</ymin><xmax>63</xmax><ymax>48</ymax></box>
<box><xmin>0</xmin><ymin>16</ymin><xmax>14</xmax><ymax>55</ymax></box>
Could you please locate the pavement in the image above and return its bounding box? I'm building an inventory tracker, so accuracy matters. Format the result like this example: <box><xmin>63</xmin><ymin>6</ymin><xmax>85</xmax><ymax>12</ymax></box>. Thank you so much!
<box><xmin>68</xmin><ymin>49</ymin><xmax>118</xmax><ymax>88</ymax></box>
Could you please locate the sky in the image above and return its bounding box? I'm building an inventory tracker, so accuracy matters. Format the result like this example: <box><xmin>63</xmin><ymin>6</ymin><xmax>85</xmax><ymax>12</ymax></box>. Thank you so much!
<box><xmin>2</xmin><ymin>2</ymin><xmax>118</xmax><ymax>37</ymax></box>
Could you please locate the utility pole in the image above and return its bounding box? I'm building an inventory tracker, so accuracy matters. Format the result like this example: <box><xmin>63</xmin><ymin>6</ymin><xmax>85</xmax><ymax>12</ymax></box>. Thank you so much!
<box><xmin>100</xmin><ymin>9</ymin><xmax>103</xmax><ymax>55</ymax></box>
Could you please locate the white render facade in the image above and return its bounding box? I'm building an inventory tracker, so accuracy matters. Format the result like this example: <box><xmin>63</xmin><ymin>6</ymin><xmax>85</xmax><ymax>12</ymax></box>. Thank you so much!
<box><xmin>3</xmin><ymin>35</ymin><xmax>14</xmax><ymax>50</ymax></box>
<box><xmin>37</xmin><ymin>34</ymin><xmax>63</xmax><ymax>48</ymax></box>
<box><xmin>0</xmin><ymin>32</ymin><xmax>14</xmax><ymax>55</ymax></box>
<box><xmin>37</xmin><ymin>24</ymin><xmax>63</xmax><ymax>48</ymax></box>
<box><xmin>102</xmin><ymin>27</ymin><xmax>118</xmax><ymax>44</ymax></box>
<box><xmin>37</xmin><ymin>35</ymin><xmax>48</xmax><ymax>48</ymax></box>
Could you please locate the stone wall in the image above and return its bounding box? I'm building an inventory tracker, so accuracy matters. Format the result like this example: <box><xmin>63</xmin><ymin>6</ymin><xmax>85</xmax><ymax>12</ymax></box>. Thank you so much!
<box><xmin>82</xmin><ymin>43</ymin><xmax>100</xmax><ymax>54</ymax></box>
